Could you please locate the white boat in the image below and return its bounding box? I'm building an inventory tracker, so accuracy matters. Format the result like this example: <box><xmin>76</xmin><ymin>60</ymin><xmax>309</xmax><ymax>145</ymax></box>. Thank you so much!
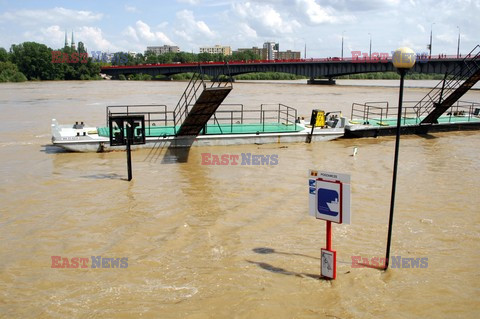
<box><xmin>51</xmin><ymin>105</ymin><xmax>347</xmax><ymax>152</ymax></box>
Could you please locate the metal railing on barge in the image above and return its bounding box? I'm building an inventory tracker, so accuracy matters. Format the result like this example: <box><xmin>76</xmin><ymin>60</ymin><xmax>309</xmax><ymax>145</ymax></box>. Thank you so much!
<box><xmin>350</xmin><ymin>100</ymin><xmax>480</xmax><ymax>126</ymax></box>
<box><xmin>105</xmin><ymin>103</ymin><xmax>298</xmax><ymax>137</ymax></box>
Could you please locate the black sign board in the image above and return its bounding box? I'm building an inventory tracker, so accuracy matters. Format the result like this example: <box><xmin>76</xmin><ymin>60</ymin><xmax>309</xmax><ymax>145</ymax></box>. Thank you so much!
<box><xmin>108</xmin><ymin>115</ymin><xmax>146</xmax><ymax>146</ymax></box>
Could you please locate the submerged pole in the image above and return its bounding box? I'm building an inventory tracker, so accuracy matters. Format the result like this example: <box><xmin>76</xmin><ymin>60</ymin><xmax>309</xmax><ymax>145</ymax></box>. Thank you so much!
<box><xmin>126</xmin><ymin>125</ymin><xmax>132</xmax><ymax>181</ymax></box>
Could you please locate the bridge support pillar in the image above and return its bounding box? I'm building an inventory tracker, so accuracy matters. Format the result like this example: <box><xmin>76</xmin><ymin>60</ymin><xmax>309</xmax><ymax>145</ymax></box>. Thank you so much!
<box><xmin>307</xmin><ymin>77</ymin><xmax>336</xmax><ymax>85</ymax></box>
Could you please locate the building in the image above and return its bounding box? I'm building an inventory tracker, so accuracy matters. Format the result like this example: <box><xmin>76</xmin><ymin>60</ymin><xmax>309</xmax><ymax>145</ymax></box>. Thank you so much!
<box><xmin>263</xmin><ymin>42</ymin><xmax>279</xmax><ymax>60</ymax></box>
<box><xmin>199</xmin><ymin>45</ymin><xmax>232</xmax><ymax>56</ymax></box>
<box><xmin>145</xmin><ymin>45</ymin><xmax>180</xmax><ymax>55</ymax></box>
<box><xmin>276</xmin><ymin>50</ymin><xmax>301</xmax><ymax>60</ymax></box>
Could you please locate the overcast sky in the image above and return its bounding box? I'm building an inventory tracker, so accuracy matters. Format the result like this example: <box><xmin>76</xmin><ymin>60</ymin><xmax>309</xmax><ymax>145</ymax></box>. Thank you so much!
<box><xmin>0</xmin><ymin>0</ymin><xmax>478</xmax><ymax>58</ymax></box>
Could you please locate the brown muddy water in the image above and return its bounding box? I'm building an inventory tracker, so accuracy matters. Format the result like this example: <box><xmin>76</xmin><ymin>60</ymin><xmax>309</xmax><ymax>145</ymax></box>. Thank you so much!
<box><xmin>0</xmin><ymin>80</ymin><xmax>479</xmax><ymax>318</ymax></box>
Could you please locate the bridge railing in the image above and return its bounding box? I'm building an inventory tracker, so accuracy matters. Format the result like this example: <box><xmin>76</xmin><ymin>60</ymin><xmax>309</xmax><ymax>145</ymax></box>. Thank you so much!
<box><xmin>101</xmin><ymin>54</ymin><xmax>468</xmax><ymax>71</ymax></box>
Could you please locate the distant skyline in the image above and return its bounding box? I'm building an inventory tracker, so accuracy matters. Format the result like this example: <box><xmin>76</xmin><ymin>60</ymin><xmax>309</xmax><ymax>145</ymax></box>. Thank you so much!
<box><xmin>0</xmin><ymin>0</ymin><xmax>478</xmax><ymax>58</ymax></box>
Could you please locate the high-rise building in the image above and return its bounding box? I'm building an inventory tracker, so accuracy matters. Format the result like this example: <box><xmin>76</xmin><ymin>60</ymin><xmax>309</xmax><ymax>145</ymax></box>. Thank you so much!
<box><xmin>145</xmin><ymin>45</ymin><xmax>180</xmax><ymax>55</ymax></box>
<box><xmin>199</xmin><ymin>45</ymin><xmax>232</xmax><ymax>56</ymax></box>
<box><xmin>263</xmin><ymin>42</ymin><xmax>278</xmax><ymax>60</ymax></box>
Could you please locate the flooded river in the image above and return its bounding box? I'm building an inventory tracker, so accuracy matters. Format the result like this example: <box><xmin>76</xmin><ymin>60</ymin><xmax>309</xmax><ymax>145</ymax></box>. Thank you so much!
<box><xmin>0</xmin><ymin>80</ymin><xmax>479</xmax><ymax>318</ymax></box>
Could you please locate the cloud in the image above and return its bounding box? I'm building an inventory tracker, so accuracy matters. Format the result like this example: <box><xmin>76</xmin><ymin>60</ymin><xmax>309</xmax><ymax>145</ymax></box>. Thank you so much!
<box><xmin>294</xmin><ymin>0</ymin><xmax>356</xmax><ymax>24</ymax></box>
<box><xmin>0</xmin><ymin>7</ymin><xmax>102</xmax><ymax>26</ymax></box>
<box><xmin>13</xmin><ymin>24</ymin><xmax>115</xmax><ymax>51</ymax></box>
<box><xmin>123</xmin><ymin>26</ymin><xmax>139</xmax><ymax>42</ymax></box>
<box><xmin>76</xmin><ymin>26</ymin><xmax>117</xmax><ymax>51</ymax></box>
<box><xmin>417</xmin><ymin>24</ymin><xmax>426</xmax><ymax>33</ymax></box>
<box><xmin>123</xmin><ymin>20</ymin><xmax>174</xmax><ymax>47</ymax></box>
<box><xmin>436</xmin><ymin>33</ymin><xmax>456</xmax><ymax>45</ymax></box>
<box><xmin>232</xmin><ymin>2</ymin><xmax>300</xmax><ymax>37</ymax></box>
<box><xmin>295</xmin><ymin>0</ymin><xmax>337</xmax><ymax>24</ymax></box>
<box><xmin>124</xmin><ymin>5</ymin><xmax>139</xmax><ymax>13</ymax></box>
<box><xmin>174</xmin><ymin>10</ymin><xmax>216</xmax><ymax>43</ymax></box>
<box><xmin>176</xmin><ymin>0</ymin><xmax>200</xmax><ymax>4</ymax></box>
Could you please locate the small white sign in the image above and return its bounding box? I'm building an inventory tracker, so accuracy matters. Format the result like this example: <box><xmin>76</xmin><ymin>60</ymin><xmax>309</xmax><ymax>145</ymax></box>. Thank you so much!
<box><xmin>321</xmin><ymin>249</ymin><xmax>336</xmax><ymax>279</ymax></box>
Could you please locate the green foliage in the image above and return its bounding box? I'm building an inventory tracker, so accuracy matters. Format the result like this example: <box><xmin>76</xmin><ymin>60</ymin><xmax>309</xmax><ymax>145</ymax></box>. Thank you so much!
<box><xmin>111</xmin><ymin>50</ymin><xmax>261</xmax><ymax>67</ymax></box>
<box><xmin>234</xmin><ymin>72</ymin><xmax>305</xmax><ymax>80</ymax></box>
<box><xmin>228</xmin><ymin>50</ymin><xmax>261</xmax><ymax>62</ymax></box>
<box><xmin>10</xmin><ymin>42</ymin><xmax>56</xmax><ymax>80</ymax></box>
<box><xmin>128</xmin><ymin>73</ymin><xmax>152</xmax><ymax>81</ymax></box>
<box><xmin>5</xmin><ymin>42</ymin><xmax>100</xmax><ymax>80</ymax></box>
<box><xmin>0</xmin><ymin>61</ymin><xmax>27</xmax><ymax>82</ymax></box>
<box><xmin>7</xmin><ymin>41</ymin><xmax>101</xmax><ymax>81</ymax></box>
<box><xmin>77</xmin><ymin>42</ymin><xmax>86</xmax><ymax>54</ymax></box>
<box><xmin>171</xmin><ymin>73</ymin><xmax>211</xmax><ymax>81</ymax></box>
<box><xmin>118</xmin><ymin>74</ymin><xmax>127</xmax><ymax>80</ymax></box>
<box><xmin>0</xmin><ymin>48</ymin><xmax>9</xmax><ymax>62</ymax></box>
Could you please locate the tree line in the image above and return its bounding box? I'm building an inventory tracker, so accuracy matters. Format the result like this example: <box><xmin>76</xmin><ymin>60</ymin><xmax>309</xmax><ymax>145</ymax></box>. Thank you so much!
<box><xmin>0</xmin><ymin>42</ymin><xmax>101</xmax><ymax>82</ymax></box>
<box><xmin>110</xmin><ymin>50</ymin><xmax>261</xmax><ymax>66</ymax></box>
<box><xmin>0</xmin><ymin>41</ymin><xmax>262</xmax><ymax>82</ymax></box>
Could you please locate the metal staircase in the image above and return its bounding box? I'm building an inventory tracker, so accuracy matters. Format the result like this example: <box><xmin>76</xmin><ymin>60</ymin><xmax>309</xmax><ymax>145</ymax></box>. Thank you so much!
<box><xmin>414</xmin><ymin>45</ymin><xmax>480</xmax><ymax>124</ymax></box>
<box><xmin>173</xmin><ymin>65</ymin><xmax>233</xmax><ymax>136</ymax></box>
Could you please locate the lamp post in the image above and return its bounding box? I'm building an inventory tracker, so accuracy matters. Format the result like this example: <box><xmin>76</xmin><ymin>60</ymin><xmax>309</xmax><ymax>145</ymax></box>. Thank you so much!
<box><xmin>341</xmin><ymin>31</ymin><xmax>345</xmax><ymax>59</ymax></box>
<box><xmin>368</xmin><ymin>33</ymin><xmax>372</xmax><ymax>58</ymax></box>
<box><xmin>384</xmin><ymin>47</ymin><xmax>416</xmax><ymax>270</ymax></box>
<box><xmin>429</xmin><ymin>23</ymin><xmax>435</xmax><ymax>57</ymax></box>
<box><xmin>457</xmin><ymin>26</ymin><xmax>461</xmax><ymax>58</ymax></box>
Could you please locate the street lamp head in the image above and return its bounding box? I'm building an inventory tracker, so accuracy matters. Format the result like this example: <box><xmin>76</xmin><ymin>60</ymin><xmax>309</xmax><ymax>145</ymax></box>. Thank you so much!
<box><xmin>392</xmin><ymin>47</ymin><xmax>416</xmax><ymax>69</ymax></box>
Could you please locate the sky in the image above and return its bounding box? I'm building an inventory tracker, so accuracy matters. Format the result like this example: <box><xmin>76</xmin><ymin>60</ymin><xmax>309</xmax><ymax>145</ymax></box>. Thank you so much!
<box><xmin>0</xmin><ymin>0</ymin><xmax>478</xmax><ymax>58</ymax></box>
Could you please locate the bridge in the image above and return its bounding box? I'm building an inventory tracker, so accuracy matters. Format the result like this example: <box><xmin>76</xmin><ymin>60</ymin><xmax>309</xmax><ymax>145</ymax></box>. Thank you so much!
<box><xmin>100</xmin><ymin>55</ymin><xmax>468</xmax><ymax>83</ymax></box>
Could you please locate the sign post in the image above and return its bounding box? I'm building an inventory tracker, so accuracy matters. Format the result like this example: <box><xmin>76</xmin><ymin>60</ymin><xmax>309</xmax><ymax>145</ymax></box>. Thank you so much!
<box><xmin>309</xmin><ymin>169</ymin><xmax>351</xmax><ymax>279</ymax></box>
<box><xmin>109</xmin><ymin>115</ymin><xmax>146</xmax><ymax>181</ymax></box>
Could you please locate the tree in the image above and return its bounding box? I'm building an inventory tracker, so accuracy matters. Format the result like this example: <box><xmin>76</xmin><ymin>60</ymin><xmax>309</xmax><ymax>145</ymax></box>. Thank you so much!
<box><xmin>10</xmin><ymin>42</ymin><xmax>56</xmax><ymax>80</ymax></box>
<box><xmin>0</xmin><ymin>48</ymin><xmax>9</xmax><ymax>62</ymax></box>
<box><xmin>145</xmin><ymin>52</ymin><xmax>157</xmax><ymax>64</ymax></box>
<box><xmin>0</xmin><ymin>61</ymin><xmax>27</xmax><ymax>82</ymax></box>
<box><xmin>77</xmin><ymin>42</ymin><xmax>86</xmax><ymax>54</ymax></box>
